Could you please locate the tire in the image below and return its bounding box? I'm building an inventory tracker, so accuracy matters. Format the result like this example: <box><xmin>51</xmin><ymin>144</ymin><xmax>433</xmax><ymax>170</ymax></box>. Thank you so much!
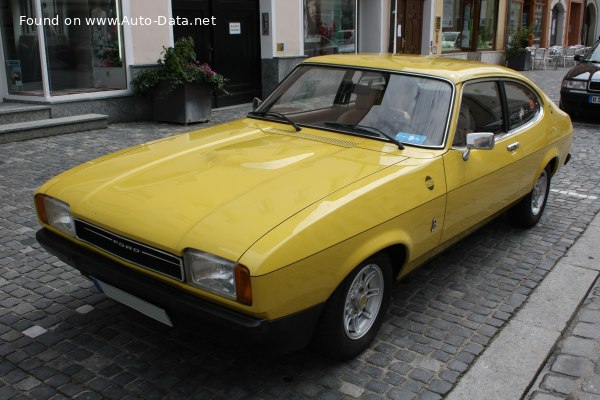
<box><xmin>507</xmin><ymin>166</ymin><xmax>551</xmax><ymax>228</ymax></box>
<box><xmin>312</xmin><ymin>254</ymin><xmax>392</xmax><ymax>360</ymax></box>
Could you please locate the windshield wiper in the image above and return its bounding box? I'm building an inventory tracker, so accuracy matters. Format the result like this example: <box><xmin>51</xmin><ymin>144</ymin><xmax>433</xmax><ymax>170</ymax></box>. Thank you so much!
<box><xmin>324</xmin><ymin>121</ymin><xmax>405</xmax><ymax>150</ymax></box>
<box><xmin>248</xmin><ymin>111</ymin><xmax>302</xmax><ymax>132</ymax></box>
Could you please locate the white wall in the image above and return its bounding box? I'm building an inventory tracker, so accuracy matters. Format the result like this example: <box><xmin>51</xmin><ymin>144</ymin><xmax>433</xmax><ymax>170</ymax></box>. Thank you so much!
<box><xmin>359</xmin><ymin>0</ymin><xmax>390</xmax><ymax>53</ymax></box>
<box><xmin>127</xmin><ymin>0</ymin><xmax>172</xmax><ymax>65</ymax></box>
<box><xmin>260</xmin><ymin>0</ymin><xmax>274</xmax><ymax>58</ymax></box>
<box><xmin>273</xmin><ymin>0</ymin><xmax>302</xmax><ymax>56</ymax></box>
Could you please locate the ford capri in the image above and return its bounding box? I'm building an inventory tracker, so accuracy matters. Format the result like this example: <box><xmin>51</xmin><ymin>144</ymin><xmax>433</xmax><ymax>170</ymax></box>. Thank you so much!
<box><xmin>35</xmin><ymin>55</ymin><xmax>572</xmax><ymax>359</ymax></box>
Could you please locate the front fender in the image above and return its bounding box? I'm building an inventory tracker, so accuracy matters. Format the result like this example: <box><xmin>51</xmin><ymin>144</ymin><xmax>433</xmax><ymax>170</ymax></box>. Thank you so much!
<box><xmin>243</xmin><ymin>156</ymin><xmax>447</xmax><ymax>320</ymax></box>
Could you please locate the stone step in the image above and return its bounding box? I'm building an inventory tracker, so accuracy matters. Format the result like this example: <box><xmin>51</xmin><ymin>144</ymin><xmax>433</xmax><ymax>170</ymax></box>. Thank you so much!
<box><xmin>0</xmin><ymin>114</ymin><xmax>108</xmax><ymax>144</ymax></box>
<box><xmin>0</xmin><ymin>104</ymin><xmax>52</xmax><ymax>124</ymax></box>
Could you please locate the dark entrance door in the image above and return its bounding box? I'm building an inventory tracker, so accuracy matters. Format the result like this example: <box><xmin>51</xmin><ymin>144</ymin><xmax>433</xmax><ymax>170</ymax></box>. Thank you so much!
<box><xmin>393</xmin><ymin>0</ymin><xmax>424</xmax><ymax>54</ymax></box>
<box><xmin>172</xmin><ymin>0</ymin><xmax>261</xmax><ymax>107</ymax></box>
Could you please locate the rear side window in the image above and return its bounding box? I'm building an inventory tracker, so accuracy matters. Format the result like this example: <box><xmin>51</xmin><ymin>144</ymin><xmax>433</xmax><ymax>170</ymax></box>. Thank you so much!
<box><xmin>503</xmin><ymin>82</ymin><xmax>541</xmax><ymax>131</ymax></box>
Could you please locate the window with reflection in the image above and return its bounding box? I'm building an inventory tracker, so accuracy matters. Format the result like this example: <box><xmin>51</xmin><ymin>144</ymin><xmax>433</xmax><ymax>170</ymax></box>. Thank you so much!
<box><xmin>504</xmin><ymin>81</ymin><xmax>541</xmax><ymax>131</ymax></box>
<box><xmin>304</xmin><ymin>0</ymin><xmax>356</xmax><ymax>56</ymax></box>
<box><xmin>454</xmin><ymin>81</ymin><xmax>503</xmax><ymax>147</ymax></box>
<box><xmin>442</xmin><ymin>0</ymin><xmax>498</xmax><ymax>52</ymax></box>
<box><xmin>1</xmin><ymin>0</ymin><xmax>126</xmax><ymax>98</ymax></box>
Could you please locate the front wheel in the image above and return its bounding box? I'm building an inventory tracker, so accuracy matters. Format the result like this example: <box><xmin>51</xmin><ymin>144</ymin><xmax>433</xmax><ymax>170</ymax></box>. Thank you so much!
<box><xmin>507</xmin><ymin>166</ymin><xmax>550</xmax><ymax>228</ymax></box>
<box><xmin>312</xmin><ymin>254</ymin><xmax>392</xmax><ymax>360</ymax></box>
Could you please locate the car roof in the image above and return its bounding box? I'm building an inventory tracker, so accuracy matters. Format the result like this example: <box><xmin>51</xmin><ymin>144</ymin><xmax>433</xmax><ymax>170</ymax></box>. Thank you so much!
<box><xmin>303</xmin><ymin>54</ymin><xmax>527</xmax><ymax>85</ymax></box>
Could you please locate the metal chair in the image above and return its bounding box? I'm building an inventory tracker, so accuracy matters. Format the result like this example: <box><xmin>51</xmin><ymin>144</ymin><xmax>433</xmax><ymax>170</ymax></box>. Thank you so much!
<box><xmin>563</xmin><ymin>46</ymin><xmax>576</xmax><ymax>67</ymax></box>
<box><xmin>526</xmin><ymin>47</ymin><xmax>536</xmax><ymax>70</ymax></box>
<box><xmin>548</xmin><ymin>46</ymin><xmax>563</xmax><ymax>70</ymax></box>
<box><xmin>532</xmin><ymin>48</ymin><xmax>548</xmax><ymax>70</ymax></box>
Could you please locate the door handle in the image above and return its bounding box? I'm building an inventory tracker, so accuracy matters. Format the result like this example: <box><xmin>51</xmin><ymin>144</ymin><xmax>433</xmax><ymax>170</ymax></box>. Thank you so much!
<box><xmin>507</xmin><ymin>142</ymin><xmax>520</xmax><ymax>151</ymax></box>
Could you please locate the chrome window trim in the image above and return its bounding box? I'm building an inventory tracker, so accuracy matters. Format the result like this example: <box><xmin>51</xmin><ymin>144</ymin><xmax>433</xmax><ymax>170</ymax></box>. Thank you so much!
<box><xmin>454</xmin><ymin>77</ymin><xmax>545</xmax><ymax>145</ymax></box>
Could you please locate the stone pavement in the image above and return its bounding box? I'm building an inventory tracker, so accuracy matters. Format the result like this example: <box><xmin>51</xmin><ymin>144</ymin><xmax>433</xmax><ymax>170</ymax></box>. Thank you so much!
<box><xmin>0</xmin><ymin>64</ymin><xmax>599</xmax><ymax>400</ymax></box>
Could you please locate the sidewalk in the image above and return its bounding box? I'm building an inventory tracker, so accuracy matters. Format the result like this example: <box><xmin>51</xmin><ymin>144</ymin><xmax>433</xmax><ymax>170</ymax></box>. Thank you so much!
<box><xmin>447</xmin><ymin>214</ymin><xmax>600</xmax><ymax>399</ymax></box>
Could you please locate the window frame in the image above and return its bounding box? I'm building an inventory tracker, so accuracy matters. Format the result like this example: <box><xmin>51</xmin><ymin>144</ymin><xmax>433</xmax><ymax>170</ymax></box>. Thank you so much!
<box><xmin>453</xmin><ymin>77</ymin><xmax>545</xmax><ymax>147</ymax></box>
<box><xmin>255</xmin><ymin>63</ymin><xmax>457</xmax><ymax>150</ymax></box>
<box><xmin>498</xmin><ymin>78</ymin><xmax>545</xmax><ymax>139</ymax></box>
<box><xmin>442</xmin><ymin>0</ymin><xmax>499</xmax><ymax>53</ymax></box>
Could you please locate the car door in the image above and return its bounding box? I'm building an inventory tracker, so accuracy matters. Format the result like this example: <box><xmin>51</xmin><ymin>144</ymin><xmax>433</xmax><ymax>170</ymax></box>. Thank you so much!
<box><xmin>441</xmin><ymin>79</ymin><xmax>544</xmax><ymax>243</ymax></box>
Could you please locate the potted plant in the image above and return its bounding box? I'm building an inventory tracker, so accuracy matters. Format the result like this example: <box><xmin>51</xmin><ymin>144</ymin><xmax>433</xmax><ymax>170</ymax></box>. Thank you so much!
<box><xmin>132</xmin><ymin>37</ymin><xmax>227</xmax><ymax>124</ymax></box>
<box><xmin>505</xmin><ymin>26</ymin><xmax>534</xmax><ymax>71</ymax></box>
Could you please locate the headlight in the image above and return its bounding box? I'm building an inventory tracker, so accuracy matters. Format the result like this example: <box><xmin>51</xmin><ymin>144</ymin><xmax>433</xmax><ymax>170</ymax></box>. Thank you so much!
<box><xmin>34</xmin><ymin>194</ymin><xmax>76</xmax><ymax>237</ymax></box>
<box><xmin>184</xmin><ymin>249</ymin><xmax>252</xmax><ymax>305</ymax></box>
<box><xmin>561</xmin><ymin>80</ymin><xmax>587</xmax><ymax>90</ymax></box>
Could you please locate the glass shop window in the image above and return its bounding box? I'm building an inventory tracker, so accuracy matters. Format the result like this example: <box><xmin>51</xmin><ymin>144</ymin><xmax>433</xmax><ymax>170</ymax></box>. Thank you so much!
<box><xmin>1</xmin><ymin>0</ymin><xmax>44</xmax><ymax>95</ymax></box>
<box><xmin>304</xmin><ymin>0</ymin><xmax>357</xmax><ymax>56</ymax></box>
<box><xmin>1</xmin><ymin>0</ymin><xmax>127</xmax><ymax>98</ymax></box>
<box><xmin>45</xmin><ymin>0</ymin><xmax>127</xmax><ymax>95</ymax></box>
<box><xmin>442</xmin><ymin>0</ymin><xmax>498</xmax><ymax>52</ymax></box>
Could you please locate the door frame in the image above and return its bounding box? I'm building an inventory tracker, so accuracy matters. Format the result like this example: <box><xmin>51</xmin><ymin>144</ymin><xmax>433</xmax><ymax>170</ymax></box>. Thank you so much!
<box><xmin>390</xmin><ymin>0</ymin><xmax>425</xmax><ymax>54</ymax></box>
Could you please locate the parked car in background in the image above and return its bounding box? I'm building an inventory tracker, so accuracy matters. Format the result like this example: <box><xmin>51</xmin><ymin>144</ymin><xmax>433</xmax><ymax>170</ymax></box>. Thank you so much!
<box><xmin>35</xmin><ymin>55</ymin><xmax>572</xmax><ymax>360</ymax></box>
<box><xmin>442</xmin><ymin>31</ymin><xmax>461</xmax><ymax>50</ymax></box>
<box><xmin>332</xmin><ymin>30</ymin><xmax>356</xmax><ymax>53</ymax></box>
<box><xmin>560</xmin><ymin>40</ymin><xmax>600</xmax><ymax>116</ymax></box>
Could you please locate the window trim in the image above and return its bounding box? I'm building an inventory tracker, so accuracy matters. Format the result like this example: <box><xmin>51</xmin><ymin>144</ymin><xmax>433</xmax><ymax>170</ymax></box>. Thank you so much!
<box><xmin>256</xmin><ymin>63</ymin><xmax>456</xmax><ymax>150</ymax></box>
<box><xmin>453</xmin><ymin>77</ymin><xmax>545</xmax><ymax>147</ymax></box>
<box><xmin>497</xmin><ymin>78</ymin><xmax>545</xmax><ymax>140</ymax></box>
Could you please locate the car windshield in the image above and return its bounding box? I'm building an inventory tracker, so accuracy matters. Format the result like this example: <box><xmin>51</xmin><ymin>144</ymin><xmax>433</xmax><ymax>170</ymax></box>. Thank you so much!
<box><xmin>582</xmin><ymin>42</ymin><xmax>600</xmax><ymax>63</ymax></box>
<box><xmin>252</xmin><ymin>65</ymin><xmax>453</xmax><ymax>147</ymax></box>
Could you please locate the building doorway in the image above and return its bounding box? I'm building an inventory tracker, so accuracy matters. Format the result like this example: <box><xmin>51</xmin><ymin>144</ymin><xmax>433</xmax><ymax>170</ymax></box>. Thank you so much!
<box><xmin>172</xmin><ymin>0</ymin><xmax>261</xmax><ymax>107</ymax></box>
<box><xmin>569</xmin><ymin>2</ymin><xmax>582</xmax><ymax>45</ymax></box>
<box><xmin>583</xmin><ymin>4</ymin><xmax>597</xmax><ymax>46</ymax></box>
<box><xmin>391</xmin><ymin>0</ymin><xmax>424</xmax><ymax>54</ymax></box>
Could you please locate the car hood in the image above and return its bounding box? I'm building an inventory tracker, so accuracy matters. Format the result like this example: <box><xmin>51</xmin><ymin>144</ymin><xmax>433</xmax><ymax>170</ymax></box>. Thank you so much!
<box><xmin>46</xmin><ymin>119</ymin><xmax>408</xmax><ymax>262</ymax></box>
<box><xmin>564</xmin><ymin>61</ymin><xmax>600</xmax><ymax>81</ymax></box>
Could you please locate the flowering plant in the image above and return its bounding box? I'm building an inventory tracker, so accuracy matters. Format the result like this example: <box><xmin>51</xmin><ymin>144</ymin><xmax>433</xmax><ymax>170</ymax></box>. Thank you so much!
<box><xmin>95</xmin><ymin>43</ymin><xmax>122</xmax><ymax>67</ymax></box>
<box><xmin>132</xmin><ymin>37</ymin><xmax>227</xmax><ymax>95</ymax></box>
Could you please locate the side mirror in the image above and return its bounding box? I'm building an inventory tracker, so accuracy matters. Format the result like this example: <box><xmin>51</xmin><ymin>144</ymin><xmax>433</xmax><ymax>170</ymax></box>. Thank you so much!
<box><xmin>574</xmin><ymin>54</ymin><xmax>581</xmax><ymax>62</ymax></box>
<box><xmin>252</xmin><ymin>97</ymin><xmax>263</xmax><ymax>110</ymax></box>
<box><xmin>462</xmin><ymin>132</ymin><xmax>495</xmax><ymax>161</ymax></box>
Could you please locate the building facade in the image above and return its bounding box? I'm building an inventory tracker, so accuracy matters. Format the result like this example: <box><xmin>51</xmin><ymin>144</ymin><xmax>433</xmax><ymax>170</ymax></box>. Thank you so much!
<box><xmin>0</xmin><ymin>0</ymin><xmax>598</xmax><ymax>113</ymax></box>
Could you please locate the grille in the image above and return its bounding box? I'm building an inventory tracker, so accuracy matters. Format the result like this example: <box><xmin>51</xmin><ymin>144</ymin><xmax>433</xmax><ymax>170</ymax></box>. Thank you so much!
<box><xmin>589</xmin><ymin>81</ymin><xmax>600</xmax><ymax>92</ymax></box>
<box><xmin>74</xmin><ymin>220</ymin><xmax>184</xmax><ymax>281</ymax></box>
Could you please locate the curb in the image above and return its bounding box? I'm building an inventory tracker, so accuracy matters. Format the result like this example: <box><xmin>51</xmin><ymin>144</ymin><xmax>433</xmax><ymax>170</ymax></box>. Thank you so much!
<box><xmin>446</xmin><ymin>213</ymin><xmax>600</xmax><ymax>399</ymax></box>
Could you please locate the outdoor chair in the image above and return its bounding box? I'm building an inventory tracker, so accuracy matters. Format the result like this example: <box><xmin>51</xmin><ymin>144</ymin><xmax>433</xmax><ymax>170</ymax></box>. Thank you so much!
<box><xmin>532</xmin><ymin>48</ymin><xmax>549</xmax><ymax>70</ymax></box>
<box><xmin>563</xmin><ymin>47</ymin><xmax>576</xmax><ymax>67</ymax></box>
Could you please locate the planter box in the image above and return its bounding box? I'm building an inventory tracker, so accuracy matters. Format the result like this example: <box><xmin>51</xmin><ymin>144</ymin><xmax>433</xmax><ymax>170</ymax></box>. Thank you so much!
<box><xmin>153</xmin><ymin>82</ymin><xmax>211</xmax><ymax>124</ymax></box>
<box><xmin>506</xmin><ymin>51</ymin><xmax>532</xmax><ymax>71</ymax></box>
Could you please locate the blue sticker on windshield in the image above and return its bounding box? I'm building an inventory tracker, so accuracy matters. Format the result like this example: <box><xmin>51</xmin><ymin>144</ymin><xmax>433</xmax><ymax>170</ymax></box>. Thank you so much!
<box><xmin>395</xmin><ymin>132</ymin><xmax>426</xmax><ymax>144</ymax></box>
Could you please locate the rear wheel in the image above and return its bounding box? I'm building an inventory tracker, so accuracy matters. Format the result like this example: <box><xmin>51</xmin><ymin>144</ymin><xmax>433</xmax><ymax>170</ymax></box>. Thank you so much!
<box><xmin>507</xmin><ymin>166</ymin><xmax>550</xmax><ymax>228</ymax></box>
<box><xmin>313</xmin><ymin>254</ymin><xmax>392</xmax><ymax>360</ymax></box>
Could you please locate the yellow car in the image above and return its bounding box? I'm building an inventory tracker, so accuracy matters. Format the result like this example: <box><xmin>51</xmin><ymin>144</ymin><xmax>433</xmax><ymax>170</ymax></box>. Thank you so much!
<box><xmin>34</xmin><ymin>55</ymin><xmax>572</xmax><ymax>359</ymax></box>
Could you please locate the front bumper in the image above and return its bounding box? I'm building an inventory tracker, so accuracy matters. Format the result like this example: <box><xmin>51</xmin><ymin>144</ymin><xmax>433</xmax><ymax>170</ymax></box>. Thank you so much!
<box><xmin>560</xmin><ymin>89</ymin><xmax>600</xmax><ymax>114</ymax></box>
<box><xmin>36</xmin><ymin>228</ymin><xmax>322</xmax><ymax>353</ymax></box>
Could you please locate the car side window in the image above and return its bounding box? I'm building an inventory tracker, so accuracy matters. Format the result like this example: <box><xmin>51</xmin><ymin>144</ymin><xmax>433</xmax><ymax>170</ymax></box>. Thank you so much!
<box><xmin>454</xmin><ymin>81</ymin><xmax>504</xmax><ymax>147</ymax></box>
<box><xmin>503</xmin><ymin>82</ymin><xmax>541</xmax><ymax>131</ymax></box>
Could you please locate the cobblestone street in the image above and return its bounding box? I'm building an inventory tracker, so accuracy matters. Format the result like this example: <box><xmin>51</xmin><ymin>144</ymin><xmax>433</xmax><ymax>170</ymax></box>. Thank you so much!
<box><xmin>1</xmin><ymin>67</ymin><xmax>599</xmax><ymax>400</ymax></box>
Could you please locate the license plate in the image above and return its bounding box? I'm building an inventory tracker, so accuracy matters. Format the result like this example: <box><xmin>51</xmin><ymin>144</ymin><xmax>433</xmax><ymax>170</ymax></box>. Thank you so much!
<box><xmin>590</xmin><ymin>95</ymin><xmax>600</xmax><ymax>104</ymax></box>
<box><xmin>91</xmin><ymin>277</ymin><xmax>173</xmax><ymax>327</ymax></box>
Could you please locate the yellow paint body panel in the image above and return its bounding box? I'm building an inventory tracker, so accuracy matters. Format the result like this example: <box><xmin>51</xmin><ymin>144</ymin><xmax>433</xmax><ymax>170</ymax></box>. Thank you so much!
<box><xmin>36</xmin><ymin>55</ymin><xmax>573</xmax><ymax>321</ymax></box>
